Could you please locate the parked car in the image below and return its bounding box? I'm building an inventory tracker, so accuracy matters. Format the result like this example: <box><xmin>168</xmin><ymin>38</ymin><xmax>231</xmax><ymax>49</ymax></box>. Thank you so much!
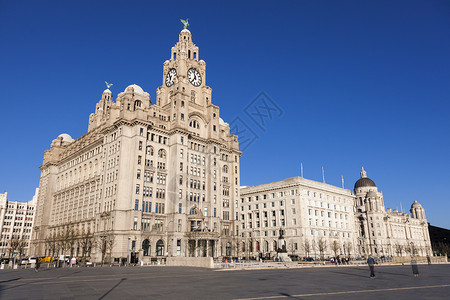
<box><xmin>28</xmin><ymin>257</ymin><xmax>38</xmax><ymax>264</ymax></box>
<box><xmin>0</xmin><ymin>258</ymin><xmax>10</xmax><ymax>264</ymax></box>
<box><xmin>20</xmin><ymin>258</ymin><xmax>30</xmax><ymax>265</ymax></box>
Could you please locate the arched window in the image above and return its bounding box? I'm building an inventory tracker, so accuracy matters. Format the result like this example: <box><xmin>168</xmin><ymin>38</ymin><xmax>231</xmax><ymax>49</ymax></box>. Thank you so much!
<box><xmin>158</xmin><ymin>149</ymin><xmax>166</xmax><ymax>159</ymax></box>
<box><xmin>134</xmin><ymin>100</ymin><xmax>142</xmax><ymax>110</ymax></box>
<box><xmin>156</xmin><ymin>240</ymin><xmax>164</xmax><ymax>256</ymax></box>
<box><xmin>142</xmin><ymin>239</ymin><xmax>150</xmax><ymax>256</ymax></box>
<box><xmin>223</xmin><ymin>165</ymin><xmax>228</xmax><ymax>173</ymax></box>
<box><xmin>146</xmin><ymin>146</ymin><xmax>154</xmax><ymax>156</ymax></box>
<box><xmin>264</xmin><ymin>241</ymin><xmax>269</xmax><ymax>252</ymax></box>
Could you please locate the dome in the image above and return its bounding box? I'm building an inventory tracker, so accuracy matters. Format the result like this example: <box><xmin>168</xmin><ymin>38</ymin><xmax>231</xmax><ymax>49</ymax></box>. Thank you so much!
<box><xmin>103</xmin><ymin>89</ymin><xmax>112</xmax><ymax>94</ymax></box>
<box><xmin>219</xmin><ymin>118</ymin><xmax>225</xmax><ymax>125</ymax></box>
<box><xmin>411</xmin><ymin>200</ymin><xmax>423</xmax><ymax>209</ymax></box>
<box><xmin>354</xmin><ymin>167</ymin><xmax>376</xmax><ymax>190</ymax></box>
<box><xmin>181</xmin><ymin>29</ymin><xmax>191</xmax><ymax>34</ymax></box>
<box><xmin>125</xmin><ymin>84</ymin><xmax>144</xmax><ymax>95</ymax></box>
<box><xmin>354</xmin><ymin>177</ymin><xmax>376</xmax><ymax>190</ymax></box>
<box><xmin>57</xmin><ymin>133</ymin><xmax>74</xmax><ymax>143</ymax></box>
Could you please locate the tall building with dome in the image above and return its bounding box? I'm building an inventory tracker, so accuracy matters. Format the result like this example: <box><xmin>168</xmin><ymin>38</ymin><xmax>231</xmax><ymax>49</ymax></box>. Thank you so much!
<box><xmin>32</xmin><ymin>28</ymin><xmax>241</xmax><ymax>262</ymax></box>
<box><xmin>354</xmin><ymin>168</ymin><xmax>431</xmax><ymax>258</ymax></box>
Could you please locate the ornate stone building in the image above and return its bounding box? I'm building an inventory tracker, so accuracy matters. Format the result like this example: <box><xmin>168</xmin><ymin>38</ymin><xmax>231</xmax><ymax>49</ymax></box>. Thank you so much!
<box><xmin>240</xmin><ymin>178</ymin><xmax>357</xmax><ymax>259</ymax></box>
<box><xmin>0</xmin><ymin>190</ymin><xmax>37</xmax><ymax>257</ymax></box>
<box><xmin>240</xmin><ymin>168</ymin><xmax>432</xmax><ymax>259</ymax></box>
<box><xmin>354</xmin><ymin>168</ymin><xmax>431</xmax><ymax>258</ymax></box>
<box><xmin>32</xmin><ymin>29</ymin><xmax>240</xmax><ymax>262</ymax></box>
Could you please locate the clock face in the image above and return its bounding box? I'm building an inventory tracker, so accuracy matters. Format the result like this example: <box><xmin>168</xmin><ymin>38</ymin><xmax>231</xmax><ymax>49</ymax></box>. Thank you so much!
<box><xmin>187</xmin><ymin>68</ymin><xmax>202</xmax><ymax>87</ymax></box>
<box><xmin>165</xmin><ymin>68</ymin><xmax>177</xmax><ymax>87</ymax></box>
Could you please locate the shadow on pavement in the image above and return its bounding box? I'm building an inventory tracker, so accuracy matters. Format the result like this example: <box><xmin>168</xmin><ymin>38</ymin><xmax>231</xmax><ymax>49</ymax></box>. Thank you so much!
<box><xmin>98</xmin><ymin>278</ymin><xmax>127</xmax><ymax>300</ymax></box>
<box><xmin>280</xmin><ymin>292</ymin><xmax>304</xmax><ymax>299</ymax></box>
<box><xmin>0</xmin><ymin>278</ymin><xmax>21</xmax><ymax>284</ymax></box>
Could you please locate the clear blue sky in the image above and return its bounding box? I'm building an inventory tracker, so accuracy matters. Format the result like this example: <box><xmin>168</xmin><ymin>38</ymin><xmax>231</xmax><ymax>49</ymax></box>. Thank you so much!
<box><xmin>1</xmin><ymin>1</ymin><xmax>449</xmax><ymax>228</ymax></box>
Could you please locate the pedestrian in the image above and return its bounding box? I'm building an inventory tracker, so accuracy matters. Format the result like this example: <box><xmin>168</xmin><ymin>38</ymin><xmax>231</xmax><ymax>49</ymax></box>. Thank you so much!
<box><xmin>367</xmin><ymin>255</ymin><xmax>376</xmax><ymax>278</ymax></box>
<box><xmin>35</xmin><ymin>258</ymin><xmax>40</xmax><ymax>272</ymax></box>
<box><xmin>411</xmin><ymin>259</ymin><xmax>419</xmax><ymax>277</ymax></box>
<box><xmin>426</xmin><ymin>255</ymin><xmax>431</xmax><ymax>265</ymax></box>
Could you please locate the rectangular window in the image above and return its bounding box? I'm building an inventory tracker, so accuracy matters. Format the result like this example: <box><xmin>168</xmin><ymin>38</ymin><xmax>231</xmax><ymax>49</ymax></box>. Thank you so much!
<box><xmin>135</xmin><ymin>184</ymin><xmax>140</xmax><ymax>194</ymax></box>
<box><xmin>135</xmin><ymin>200</ymin><xmax>139</xmax><ymax>211</ymax></box>
<box><xmin>178</xmin><ymin>203</ymin><xmax>182</xmax><ymax>213</ymax></box>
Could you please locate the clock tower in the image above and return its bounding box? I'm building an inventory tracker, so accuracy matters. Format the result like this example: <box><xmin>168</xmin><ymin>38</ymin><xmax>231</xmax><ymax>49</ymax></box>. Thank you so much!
<box><xmin>156</xmin><ymin>29</ymin><xmax>209</xmax><ymax>106</ymax></box>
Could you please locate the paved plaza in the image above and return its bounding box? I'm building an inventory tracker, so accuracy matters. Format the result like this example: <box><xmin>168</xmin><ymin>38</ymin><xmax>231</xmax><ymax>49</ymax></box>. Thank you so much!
<box><xmin>0</xmin><ymin>264</ymin><xmax>449</xmax><ymax>299</ymax></box>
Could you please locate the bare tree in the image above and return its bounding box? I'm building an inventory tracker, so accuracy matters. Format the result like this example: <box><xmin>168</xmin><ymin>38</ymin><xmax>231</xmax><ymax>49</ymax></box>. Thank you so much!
<box><xmin>106</xmin><ymin>233</ymin><xmax>116</xmax><ymax>263</ymax></box>
<box><xmin>346</xmin><ymin>241</ymin><xmax>353</xmax><ymax>258</ymax></box>
<box><xmin>302</xmin><ymin>239</ymin><xmax>311</xmax><ymax>259</ymax></box>
<box><xmin>394</xmin><ymin>243</ymin><xmax>404</xmax><ymax>257</ymax></box>
<box><xmin>8</xmin><ymin>235</ymin><xmax>25</xmax><ymax>258</ymax></box>
<box><xmin>404</xmin><ymin>243</ymin><xmax>411</xmax><ymax>256</ymax></box>
<box><xmin>78</xmin><ymin>229</ymin><xmax>94</xmax><ymax>263</ymax></box>
<box><xmin>331</xmin><ymin>240</ymin><xmax>340</xmax><ymax>258</ymax></box>
<box><xmin>317</xmin><ymin>238</ymin><xmax>327</xmax><ymax>260</ymax></box>
<box><xmin>44</xmin><ymin>233</ymin><xmax>58</xmax><ymax>259</ymax></box>
<box><xmin>96</xmin><ymin>235</ymin><xmax>108</xmax><ymax>264</ymax></box>
<box><xmin>96</xmin><ymin>232</ymin><xmax>116</xmax><ymax>264</ymax></box>
<box><xmin>58</xmin><ymin>226</ymin><xmax>76</xmax><ymax>259</ymax></box>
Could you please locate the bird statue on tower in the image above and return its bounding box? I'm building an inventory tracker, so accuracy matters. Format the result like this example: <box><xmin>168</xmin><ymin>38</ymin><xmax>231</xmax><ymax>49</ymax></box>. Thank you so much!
<box><xmin>105</xmin><ymin>81</ymin><xmax>113</xmax><ymax>89</ymax></box>
<box><xmin>180</xmin><ymin>18</ymin><xmax>189</xmax><ymax>29</ymax></box>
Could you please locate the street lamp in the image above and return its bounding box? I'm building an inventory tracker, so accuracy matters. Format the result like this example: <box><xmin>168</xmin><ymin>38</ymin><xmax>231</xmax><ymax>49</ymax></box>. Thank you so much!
<box><xmin>127</xmin><ymin>237</ymin><xmax>130</xmax><ymax>265</ymax></box>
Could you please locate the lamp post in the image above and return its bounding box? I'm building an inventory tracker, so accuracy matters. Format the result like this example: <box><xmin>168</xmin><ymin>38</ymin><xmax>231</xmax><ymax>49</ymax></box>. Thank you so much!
<box><xmin>127</xmin><ymin>237</ymin><xmax>130</xmax><ymax>265</ymax></box>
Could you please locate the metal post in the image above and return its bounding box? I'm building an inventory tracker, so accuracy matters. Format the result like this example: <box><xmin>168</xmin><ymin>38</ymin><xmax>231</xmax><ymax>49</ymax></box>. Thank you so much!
<box><xmin>127</xmin><ymin>237</ymin><xmax>130</xmax><ymax>265</ymax></box>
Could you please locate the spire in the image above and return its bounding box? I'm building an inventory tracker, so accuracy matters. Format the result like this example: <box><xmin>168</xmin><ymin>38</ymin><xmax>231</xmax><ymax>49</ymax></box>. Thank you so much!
<box><xmin>360</xmin><ymin>166</ymin><xmax>367</xmax><ymax>178</ymax></box>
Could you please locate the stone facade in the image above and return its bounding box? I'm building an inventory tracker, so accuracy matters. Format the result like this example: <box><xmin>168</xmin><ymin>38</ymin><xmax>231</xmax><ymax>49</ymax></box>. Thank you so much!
<box><xmin>0</xmin><ymin>190</ymin><xmax>37</xmax><ymax>257</ymax></box>
<box><xmin>32</xmin><ymin>29</ymin><xmax>240</xmax><ymax>262</ymax></box>
<box><xmin>240</xmin><ymin>168</ymin><xmax>432</xmax><ymax>259</ymax></box>
<box><xmin>354</xmin><ymin>168</ymin><xmax>432</xmax><ymax>258</ymax></box>
<box><xmin>240</xmin><ymin>177</ymin><xmax>357</xmax><ymax>260</ymax></box>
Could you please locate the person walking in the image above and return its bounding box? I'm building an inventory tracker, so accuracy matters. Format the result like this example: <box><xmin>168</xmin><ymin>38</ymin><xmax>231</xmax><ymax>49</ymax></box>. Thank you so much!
<box><xmin>411</xmin><ymin>259</ymin><xmax>419</xmax><ymax>277</ymax></box>
<box><xmin>35</xmin><ymin>259</ymin><xmax>40</xmax><ymax>272</ymax></box>
<box><xmin>367</xmin><ymin>255</ymin><xmax>376</xmax><ymax>278</ymax></box>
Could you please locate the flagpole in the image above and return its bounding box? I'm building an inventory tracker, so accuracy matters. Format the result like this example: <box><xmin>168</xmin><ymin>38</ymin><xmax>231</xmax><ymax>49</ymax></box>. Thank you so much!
<box><xmin>322</xmin><ymin>167</ymin><xmax>325</xmax><ymax>183</ymax></box>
